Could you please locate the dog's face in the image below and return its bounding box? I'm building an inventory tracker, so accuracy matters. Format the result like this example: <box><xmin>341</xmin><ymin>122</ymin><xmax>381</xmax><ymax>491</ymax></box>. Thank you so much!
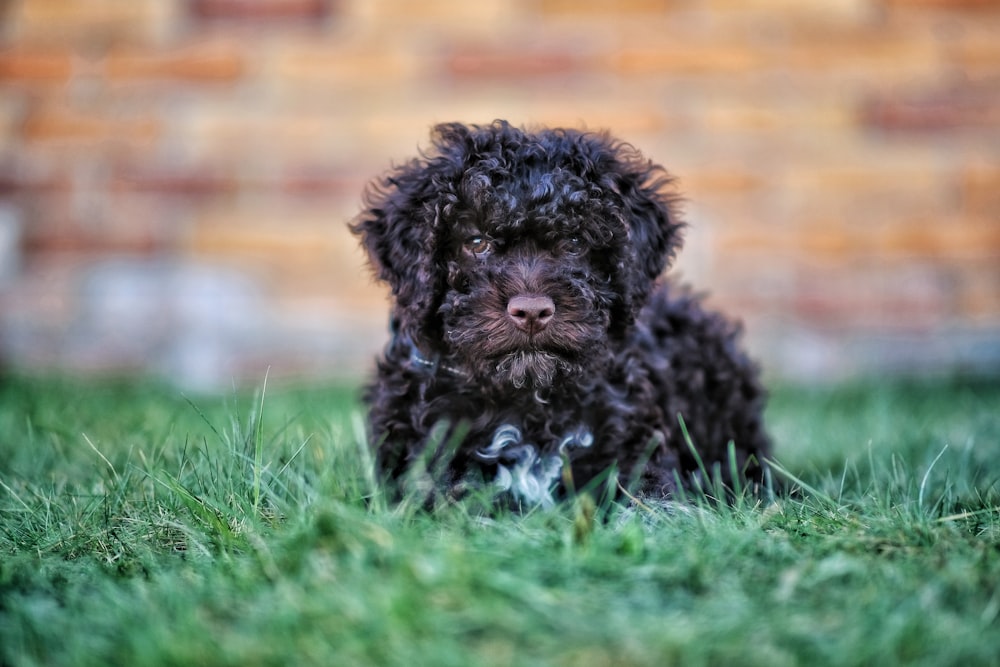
<box><xmin>353</xmin><ymin>121</ymin><xmax>683</xmax><ymax>390</ymax></box>
<box><xmin>439</xmin><ymin>214</ymin><xmax>616</xmax><ymax>389</ymax></box>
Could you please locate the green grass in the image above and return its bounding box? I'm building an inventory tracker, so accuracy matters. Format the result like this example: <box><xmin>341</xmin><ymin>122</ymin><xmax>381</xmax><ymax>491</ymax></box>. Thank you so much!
<box><xmin>1</xmin><ymin>374</ymin><xmax>999</xmax><ymax>666</ymax></box>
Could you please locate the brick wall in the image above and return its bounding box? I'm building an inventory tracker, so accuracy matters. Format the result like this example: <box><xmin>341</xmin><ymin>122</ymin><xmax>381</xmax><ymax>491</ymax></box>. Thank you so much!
<box><xmin>1</xmin><ymin>0</ymin><xmax>998</xmax><ymax>388</ymax></box>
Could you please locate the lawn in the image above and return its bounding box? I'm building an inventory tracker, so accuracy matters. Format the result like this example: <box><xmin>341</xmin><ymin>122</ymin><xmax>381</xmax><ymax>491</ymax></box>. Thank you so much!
<box><xmin>1</xmin><ymin>374</ymin><xmax>999</xmax><ymax>666</ymax></box>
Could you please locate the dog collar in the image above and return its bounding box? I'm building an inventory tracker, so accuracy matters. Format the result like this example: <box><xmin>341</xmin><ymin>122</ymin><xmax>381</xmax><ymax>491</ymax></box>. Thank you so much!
<box><xmin>397</xmin><ymin>333</ymin><xmax>467</xmax><ymax>379</ymax></box>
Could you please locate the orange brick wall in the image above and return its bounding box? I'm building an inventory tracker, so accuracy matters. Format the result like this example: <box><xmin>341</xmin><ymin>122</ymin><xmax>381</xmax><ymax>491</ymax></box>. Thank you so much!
<box><xmin>1</xmin><ymin>0</ymin><xmax>998</xmax><ymax>387</ymax></box>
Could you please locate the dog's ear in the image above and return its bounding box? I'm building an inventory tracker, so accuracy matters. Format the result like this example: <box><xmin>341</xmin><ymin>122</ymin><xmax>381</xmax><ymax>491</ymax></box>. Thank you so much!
<box><xmin>600</xmin><ymin>145</ymin><xmax>685</xmax><ymax>333</ymax></box>
<box><xmin>351</xmin><ymin>141</ymin><xmax>459</xmax><ymax>344</ymax></box>
<box><xmin>613</xmin><ymin>159</ymin><xmax>685</xmax><ymax>285</ymax></box>
<box><xmin>352</xmin><ymin>122</ymin><xmax>500</xmax><ymax>346</ymax></box>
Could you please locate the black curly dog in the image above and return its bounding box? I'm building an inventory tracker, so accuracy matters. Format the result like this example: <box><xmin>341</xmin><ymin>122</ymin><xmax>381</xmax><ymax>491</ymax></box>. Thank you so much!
<box><xmin>352</xmin><ymin>120</ymin><xmax>770</xmax><ymax>507</ymax></box>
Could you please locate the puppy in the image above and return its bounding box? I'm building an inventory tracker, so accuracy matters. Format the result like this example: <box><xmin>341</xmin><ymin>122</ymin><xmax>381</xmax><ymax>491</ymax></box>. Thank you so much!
<box><xmin>352</xmin><ymin>120</ymin><xmax>770</xmax><ymax>507</ymax></box>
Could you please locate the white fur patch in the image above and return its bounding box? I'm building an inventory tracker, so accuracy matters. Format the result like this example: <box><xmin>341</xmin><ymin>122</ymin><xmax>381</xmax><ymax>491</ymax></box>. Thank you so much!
<box><xmin>477</xmin><ymin>424</ymin><xmax>593</xmax><ymax>508</ymax></box>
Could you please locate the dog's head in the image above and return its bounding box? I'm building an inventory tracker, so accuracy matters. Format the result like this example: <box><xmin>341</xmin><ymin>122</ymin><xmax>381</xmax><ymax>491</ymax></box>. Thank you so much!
<box><xmin>352</xmin><ymin>120</ymin><xmax>683</xmax><ymax>389</ymax></box>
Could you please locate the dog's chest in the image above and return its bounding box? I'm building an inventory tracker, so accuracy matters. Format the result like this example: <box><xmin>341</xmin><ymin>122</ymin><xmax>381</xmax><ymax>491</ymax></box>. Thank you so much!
<box><xmin>468</xmin><ymin>416</ymin><xmax>594</xmax><ymax>508</ymax></box>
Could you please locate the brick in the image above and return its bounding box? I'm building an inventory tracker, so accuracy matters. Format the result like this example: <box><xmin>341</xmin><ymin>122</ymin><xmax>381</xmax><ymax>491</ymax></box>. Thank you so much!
<box><xmin>447</xmin><ymin>47</ymin><xmax>584</xmax><ymax>80</ymax></box>
<box><xmin>181</xmin><ymin>209</ymin><xmax>378</xmax><ymax>303</ymax></box>
<box><xmin>0</xmin><ymin>169</ymin><xmax>70</xmax><ymax>196</ymax></box>
<box><xmin>603</xmin><ymin>18</ymin><xmax>938</xmax><ymax>79</ymax></box>
<box><xmin>702</xmin><ymin>104</ymin><xmax>855</xmax><ymax>133</ymax></box>
<box><xmin>112</xmin><ymin>168</ymin><xmax>237</xmax><ymax>199</ymax></box>
<box><xmin>862</xmin><ymin>80</ymin><xmax>1000</xmax><ymax>131</ymax></box>
<box><xmin>277</xmin><ymin>169</ymin><xmax>363</xmax><ymax>198</ymax></box>
<box><xmin>106</xmin><ymin>41</ymin><xmax>246</xmax><ymax>82</ymax></box>
<box><xmin>22</xmin><ymin>107</ymin><xmax>160</xmax><ymax>145</ymax></box>
<box><xmin>23</xmin><ymin>223</ymin><xmax>164</xmax><ymax>256</ymax></box>
<box><xmin>355</xmin><ymin>0</ymin><xmax>512</xmax><ymax>24</ymax></box>
<box><xmin>790</xmin><ymin>267</ymin><xmax>954</xmax><ymax>332</ymax></box>
<box><xmin>190</xmin><ymin>0</ymin><xmax>333</xmax><ymax>22</ymax></box>
<box><xmin>956</xmin><ymin>266</ymin><xmax>1000</xmax><ymax>319</ymax></box>
<box><xmin>8</xmin><ymin>0</ymin><xmax>178</xmax><ymax>46</ymax></box>
<box><xmin>960</xmin><ymin>163</ymin><xmax>1000</xmax><ymax>218</ymax></box>
<box><xmin>111</xmin><ymin>163</ymin><xmax>360</xmax><ymax>199</ymax></box>
<box><xmin>718</xmin><ymin>214</ymin><xmax>1000</xmax><ymax>266</ymax></box>
<box><xmin>683</xmin><ymin>169</ymin><xmax>767</xmax><ymax>194</ymax></box>
<box><xmin>0</xmin><ymin>98</ymin><xmax>23</xmax><ymax>154</ymax></box>
<box><xmin>880</xmin><ymin>0</ymin><xmax>998</xmax><ymax>9</ymax></box>
<box><xmin>566</xmin><ymin>109</ymin><xmax>672</xmax><ymax>136</ymax></box>
<box><xmin>0</xmin><ymin>49</ymin><xmax>74</xmax><ymax>82</ymax></box>
<box><xmin>715</xmin><ymin>225</ymin><xmax>796</xmax><ymax>258</ymax></box>
<box><xmin>185</xmin><ymin>216</ymin><xmax>341</xmax><ymax>260</ymax></box>
<box><xmin>177</xmin><ymin>103</ymin><xmax>388</xmax><ymax>168</ymax></box>
<box><xmin>705</xmin><ymin>0</ymin><xmax>871</xmax><ymax>14</ymax></box>
<box><xmin>428</xmin><ymin>96</ymin><xmax>674</xmax><ymax>138</ymax></box>
<box><xmin>878</xmin><ymin>217</ymin><xmax>1000</xmax><ymax>259</ymax></box>
<box><xmin>778</xmin><ymin>161</ymin><xmax>949</xmax><ymax>229</ymax></box>
<box><xmin>797</xmin><ymin>226</ymin><xmax>861</xmax><ymax>261</ymax></box>
<box><xmin>784</xmin><ymin>37</ymin><xmax>937</xmax><ymax>77</ymax></box>
<box><xmin>942</xmin><ymin>17</ymin><xmax>1000</xmax><ymax>72</ymax></box>
<box><xmin>537</xmin><ymin>0</ymin><xmax>676</xmax><ymax>14</ymax></box>
<box><xmin>612</xmin><ymin>44</ymin><xmax>763</xmax><ymax>75</ymax></box>
<box><xmin>267</xmin><ymin>39</ymin><xmax>422</xmax><ymax>87</ymax></box>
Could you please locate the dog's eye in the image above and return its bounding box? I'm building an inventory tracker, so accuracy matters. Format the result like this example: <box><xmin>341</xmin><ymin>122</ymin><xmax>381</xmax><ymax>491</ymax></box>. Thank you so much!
<box><xmin>561</xmin><ymin>236</ymin><xmax>584</xmax><ymax>255</ymax></box>
<box><xmin>465</xmin><ymin>235</ymin><xmax>493</xmax><ymax>258</ymax></box>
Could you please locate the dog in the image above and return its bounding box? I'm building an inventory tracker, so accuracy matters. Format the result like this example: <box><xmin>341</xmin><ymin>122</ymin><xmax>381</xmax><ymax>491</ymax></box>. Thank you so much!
<box><xmin>351</xmin><ymin>120</ymin><xmax>770</xmax><ymax>508</ymax></box>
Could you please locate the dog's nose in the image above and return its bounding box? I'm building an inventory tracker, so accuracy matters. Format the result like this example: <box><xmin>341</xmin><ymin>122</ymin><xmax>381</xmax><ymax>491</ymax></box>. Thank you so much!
<box><xmin>507</xmin><ymin>295</ymin><xmax>555</xmax><ymax>334</ymax></box>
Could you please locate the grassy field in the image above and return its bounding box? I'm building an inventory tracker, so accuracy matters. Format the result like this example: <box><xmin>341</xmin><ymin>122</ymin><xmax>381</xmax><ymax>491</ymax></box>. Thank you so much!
<box><xmin>1</xmin><ymin>374</ymin><xmax>999</xmax><ymax>666</ymax></box>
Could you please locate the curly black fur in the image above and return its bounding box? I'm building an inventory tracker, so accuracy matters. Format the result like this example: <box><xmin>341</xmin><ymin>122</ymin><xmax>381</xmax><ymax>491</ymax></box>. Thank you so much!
<box><xmin>352</xmin><ymin>120</ymin><xmax>770</xmax><ymax>507</ymax></box>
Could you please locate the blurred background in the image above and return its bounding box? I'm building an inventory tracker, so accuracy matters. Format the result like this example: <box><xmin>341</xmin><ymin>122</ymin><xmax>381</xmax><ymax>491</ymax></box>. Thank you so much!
<box><xmin>0</xmin><ymin>0</ymin><xmax>998</xmax><ymax>391</ymax></box>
